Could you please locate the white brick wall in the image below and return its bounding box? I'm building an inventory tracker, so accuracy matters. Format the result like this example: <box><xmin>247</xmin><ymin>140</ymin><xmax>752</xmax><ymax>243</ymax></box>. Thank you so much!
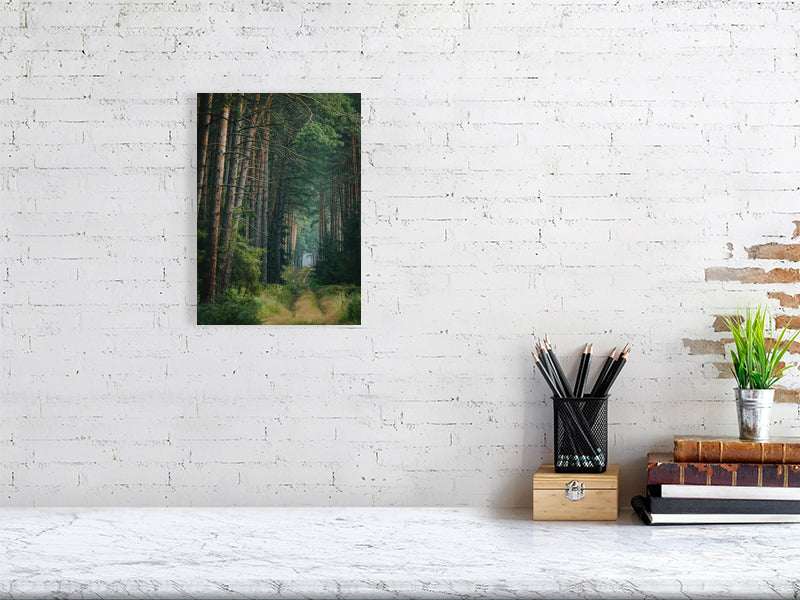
<box><xmin>2</xmin><ymin>0</ymin><xmax>800</xmax><ymax>507</ymax></box>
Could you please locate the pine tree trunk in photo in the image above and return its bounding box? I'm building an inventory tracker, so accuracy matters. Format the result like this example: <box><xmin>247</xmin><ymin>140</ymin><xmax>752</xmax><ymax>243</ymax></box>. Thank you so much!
<box><xmin>286</xmin><ymin>210</ymin><xmax>297</xmax><ymax>266</ymax></box>
<box><xmin>344</xmin><ymin>157</ymin><xmax>352</xmax><ymax>219</ymax></box>
<box><xmin>331</xmin><ymin>172</ymin><xmax>342</xmax><ymax>243</ymax></box>
<box><xmin>259</xmin><ymin>161</ymin><xmax>270</xmax><ymax>259</ymax></box>
<box><xmin>318</xmin><ymin>188</ymin><xmax>325</xmax><ymax>249</ymax></box>
<box><xmin>335</xmin><ymin>171</ymin><xmax>342</xmax><ymax>243</ymax></box>
<box><xmin>291</xmin><ymin>214</ymin><xmax>297</xmax><ymax>258</ymax></box>
<box><xmin>282</xmin><ymin>210</ymin><xmax>290</xmax><ymax>256</ymax></box>
<box><xmin>265</xmin><ymin>151</ymin><xmax>286</xmax><ymax>285</ymax></box>
<box><xmin>331</xmin><ymin>173</ymin><xmax>337</xmax><ymax>244</ymax></box>
<box><xmin>338</xmin><ymin>173</ymin><xmax>344</xmax><ymax>242</ymax></box>
<box><xmin>253</xmin><ymin>144</ymin><xmax>263</xmax><ymax>246</ymax></box>
<box><xmin>197</xmin><ymin>93</ymin><xmax>213</xmax><ymax>221</ymax></box>
<box><xmin>222</xmin><ymin>95</ymin><xmax>243</xmax><ymax>200</ymax></box>
<box><xmin>344</xmin><ymin>158</ymin><xmax>351</xmax><ymax>218</ymax></box>
<box><xmin>329</xmin><ymin>173</ymin><xmax>336</xmax><ymax>245</ymax></box>
<box><xmin>201</xmin><ymin>121</ymin><xmax>219</xmax><ymax>224</ymax></box>
<box><xmin>244</xmin><ymin>169</ymin><xmax>252</xmax><ymax>242</ymax></box>
<box><xmin>218</xmin><ymin>95</ymin><xmax>249</xmax><ymax>293</ymax></box>
<box><xmin>246</xmin><ymin>145</ymin><xmax>258</xmax><ymax>245</ymax></box>
<box><xmin>222</xmin><ymin>98</ymin><xmax>259</xmax><ymax>290</ymax></box>
<box><xmin>338</xmin><ymin>163</ymin><xmax>345</xmax><ymax>242</ymax></box>
<box><xmin>203</xmin><ymin>97</ymin><xmax>230</xmax><ymax>303</ymax></box>
<box><xmin>257</xmin><ymin>167</ymin><xmax>268</xmax><ymax>282</ymax></box>
<box><xmin>295</xmin><ymin>237</ymin><xmax>303</xmax><ymax>268</ymax></box>
<box><xmin>258</xmin><ymin>95</ymin><xmax>273</xmax><ymax>285</ymax></box>
<box><xmin>266</xmin><ymin>193</ymin><xmax>283</xmax><ymax>284</ymax></box>
<box><xmin>351</xmin><ymin>134</ymin><xmax>359</xmax><ymax>214</ymax></box>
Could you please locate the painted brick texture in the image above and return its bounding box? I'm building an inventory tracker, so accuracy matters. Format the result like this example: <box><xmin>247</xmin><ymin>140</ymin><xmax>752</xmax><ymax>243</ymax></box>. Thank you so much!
<box><xmin>1</xmin><ymin>0</ymin><xmax>800</xmax><ymax>507</ymax></box>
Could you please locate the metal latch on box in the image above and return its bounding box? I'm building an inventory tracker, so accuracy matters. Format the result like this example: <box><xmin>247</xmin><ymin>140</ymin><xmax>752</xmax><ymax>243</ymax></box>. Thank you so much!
<box><xmin>564</xmin><ymin>480</ymin><xmax>584</xmax><ymax>501</ymax></box>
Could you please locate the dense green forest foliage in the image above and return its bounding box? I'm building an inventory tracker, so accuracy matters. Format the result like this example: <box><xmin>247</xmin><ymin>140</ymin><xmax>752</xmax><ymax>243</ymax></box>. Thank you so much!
<box><xmin>197</xmin><ymin>93</ymin><xmax>361</xmax><ymax>325</ymax></box>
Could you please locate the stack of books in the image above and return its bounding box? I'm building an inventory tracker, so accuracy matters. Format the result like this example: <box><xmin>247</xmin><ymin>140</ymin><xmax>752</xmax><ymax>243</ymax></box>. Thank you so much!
<box><xmin>632</xmin><ymin>435</ymin><xmax>800</xmax><ymax>525</ymax></box>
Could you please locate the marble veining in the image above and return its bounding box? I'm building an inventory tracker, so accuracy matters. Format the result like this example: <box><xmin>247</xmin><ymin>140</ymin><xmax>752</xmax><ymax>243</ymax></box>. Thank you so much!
<box><xmin>1</xmin><ymin>507</ymin><xmax>799</xmax><ymax>599</ymax></box>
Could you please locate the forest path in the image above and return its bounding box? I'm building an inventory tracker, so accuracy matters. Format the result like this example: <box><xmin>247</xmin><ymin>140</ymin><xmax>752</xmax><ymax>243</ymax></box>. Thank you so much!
<box><xmin>290</xmin><ymin>267</ymin><xmax>328</xmax><ymax>324</ymax></box>
<box><xmin>259</xmin><ymin>267</ymin><xmax>342</xmax><ymax>325</ymax></box>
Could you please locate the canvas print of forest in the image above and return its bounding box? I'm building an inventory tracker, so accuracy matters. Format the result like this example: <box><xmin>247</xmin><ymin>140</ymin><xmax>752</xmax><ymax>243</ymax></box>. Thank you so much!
<box><xmin>196</xmin><ymin>93</ymin><xmax>361</xmax><ymax>325</ymax></box>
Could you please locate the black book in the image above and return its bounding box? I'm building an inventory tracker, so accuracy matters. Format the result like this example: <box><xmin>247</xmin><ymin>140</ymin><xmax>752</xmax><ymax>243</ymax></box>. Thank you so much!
<box><xmin>647</xmin><ymin>492</ymin><xmax>800</xmax><ymax>514</ymax></box>
<box><xmin>631</xmin><ymin>495</ymin><xmax>800</xmax><ymax>525</ymax></box>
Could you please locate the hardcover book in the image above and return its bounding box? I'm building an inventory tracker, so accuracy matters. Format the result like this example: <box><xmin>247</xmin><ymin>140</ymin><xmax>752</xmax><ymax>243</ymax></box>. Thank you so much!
<box><xmin>649</xmin><ymin>484</ymin><xmax>800</xmax><ymax>501</ymax></box>
<box><xmin>645</xmin><ymin>491</ymin><xmax>800</xmax><ymax>514</ymax></box>
<box><xmin>631</xmin><ymin>495</ymin><xmax>800</xmax><ymax>525</ymax></box>
<box><xmin>647</xmin><ymin>452</ymin><xmax>800</xmax><ymax>487</ymax></box>
<box><xmin>674</xmin><ymin>435</ymin><xmax>800</xmax><ymax>464</ymax></box>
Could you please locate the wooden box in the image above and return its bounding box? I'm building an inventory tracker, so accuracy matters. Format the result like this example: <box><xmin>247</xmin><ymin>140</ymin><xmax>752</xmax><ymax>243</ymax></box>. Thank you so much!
<box><xmin>533</xmin><ymin>465</ymin><xmax>619</xmax><ymax>521</ymax></box>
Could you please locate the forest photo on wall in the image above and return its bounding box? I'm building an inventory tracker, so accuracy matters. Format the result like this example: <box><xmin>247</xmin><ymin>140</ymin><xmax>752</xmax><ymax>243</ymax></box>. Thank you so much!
<box><xmin>196</xmin><ymin>93</ymin><xmax>361</xmax><ymax>325</ymax></box>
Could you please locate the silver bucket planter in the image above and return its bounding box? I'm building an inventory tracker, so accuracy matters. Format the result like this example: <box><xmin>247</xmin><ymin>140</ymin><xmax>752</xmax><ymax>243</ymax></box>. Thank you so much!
<box><xmin>735</xmin><ymin>388</ymin><xmax>775</xmax><ymax>441</ymax></box>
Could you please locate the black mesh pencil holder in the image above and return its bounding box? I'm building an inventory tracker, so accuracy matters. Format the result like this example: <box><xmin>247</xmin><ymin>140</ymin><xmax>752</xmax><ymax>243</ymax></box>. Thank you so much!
<box><xmin>553</xmin><ymin>396</ymin><xmax>608</xmax><ymax>473</ymax></box>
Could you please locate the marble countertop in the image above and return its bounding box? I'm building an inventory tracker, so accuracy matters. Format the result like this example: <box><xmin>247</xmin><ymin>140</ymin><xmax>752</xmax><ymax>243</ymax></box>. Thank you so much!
<box><xmin>1</xmin><ymin>507</ymin><xmax>798</xmax><ymax>599</ymax></box>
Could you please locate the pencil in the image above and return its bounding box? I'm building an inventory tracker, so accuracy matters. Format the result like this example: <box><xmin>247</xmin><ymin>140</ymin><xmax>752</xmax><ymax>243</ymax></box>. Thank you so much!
<box><xmin>589</xmin><ymin>347</ymin><xmax>616</xmax><ymax>398</ymax></box>
<box><xmin>539</xmin><ymin>340</ymin><xmax>587</xmax><ymax>462</ymax></box>
<box><xmin>535</xmin><ymin>346</ymin><xmax>582</xmax><ymax>464</ymax></box>
<box><xmin>597</xmin><ymin>344</ymin><xmax>629</xmax><ymax>395</ymax></box>
<box><xmin>532</xmin><ymin>351</ymin><xmax>561</xmax><ymax>398</ymax></box>
<box><xmin>539</xmin><ymin>341</ymin><xmax>568</xmax><ymax>398</ymax></box>
<box><xmin>573</xmin><ymin>343</ymin><xmax>591</xmax><ymax>398</ymax></box>
<box><xmin>598</xmin><ymin>346</ymin><xmax>629</xmax><ymax>397</ymax></box>
<box><xmin>544</xmin><ymin>335</ymin><xmax>572</xmax><ymax>398</ymax></box>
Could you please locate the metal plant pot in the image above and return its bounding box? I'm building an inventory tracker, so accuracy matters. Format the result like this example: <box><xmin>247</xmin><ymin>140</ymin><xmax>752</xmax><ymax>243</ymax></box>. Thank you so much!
<box><xmin>735</xmin><ymin>388</ymin><xmax>775</xmax><ymax>441</ymax></box>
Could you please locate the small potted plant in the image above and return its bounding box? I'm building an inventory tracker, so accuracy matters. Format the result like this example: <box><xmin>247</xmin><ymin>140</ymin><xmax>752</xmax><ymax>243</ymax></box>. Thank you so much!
<box><xmin>724</xmin><ymin>306</ymin><xmax>799</xmax><ymax>441</ymax></box>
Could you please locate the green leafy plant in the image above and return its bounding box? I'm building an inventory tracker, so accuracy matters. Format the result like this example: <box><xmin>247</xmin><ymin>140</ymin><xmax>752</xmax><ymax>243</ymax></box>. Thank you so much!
<box><xmin>344</xmin><ymin>292</ymin><xmax>360</xmax><ymax>325</ymax></box>
<box><xmin>724</xmin><ymin>306</ymin><xmax>800</xmax><ymax>389</ymax></box>
<box><xmin>198</xmin><ymin>287</ymin><xmax>263</xmax><ymax>325</ymax></box>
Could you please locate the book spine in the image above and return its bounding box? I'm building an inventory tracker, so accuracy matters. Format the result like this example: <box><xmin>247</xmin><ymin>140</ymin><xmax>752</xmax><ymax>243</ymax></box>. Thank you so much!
<box><xmin>647</xmin><ymin>461</ymin><xmax>800</xmax><ymax>487</ymax></box>
<box><xmin>648</xmin><ymin>483</ymin><xmax>800</xmax><ymax>500</ymax></box>
<box><xmin>674</xmin><ymin>439</ymin><xmax>800</xmax><ymax>464</ymax></box>
<box><xmin>647</xmin><ymin>495</ymin><xmax>800</xmax><ymax>514</ymax></box>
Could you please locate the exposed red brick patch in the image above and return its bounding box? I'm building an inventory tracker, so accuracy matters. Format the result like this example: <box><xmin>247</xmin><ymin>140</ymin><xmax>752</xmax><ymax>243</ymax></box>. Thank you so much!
<box><xmin>716</xmin><ymin>314</ymin><xmax>798</xmax><ymax>331</ymax></box>
<box><xmin>746</xmin><ymin>243</ymin><xmax>800</xmax><ymax>262</ymax></box>
<box><xmin>705</xmin><ymin>267</ymin><xmax>800</xmax><ymax>284</ymax></box>
<box><xmin>775</xmin><ymin>316</ymin><xmax>800</xmax><ymax>330</ymax></box>
<box><xmin>705</xmin><ymin>224</ymin><xmax>799</xmax><ymax>402</ymax></box>
<box><xmin>713</xmin><ymin>315</ymin><xmax>742</xmax><ymax>332</ymax></box>
<box><xmin>769</xmin><ymin>292</ymin><xmax>800</xmax><ymax>309</ymax></box>
<box><xmin>775</xmin><ymin>388</ymin><xmax>800</xmax><ymax>404</ymax></box>
<box><xmin>766</xmin><ymin>339</ymin><xmax>800</xmax><ymax>354</ymax></box>
<box><xmin>683</xmin><ymin>338</ymin><xmax>728</xmax><ymax>355</ymax></box>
